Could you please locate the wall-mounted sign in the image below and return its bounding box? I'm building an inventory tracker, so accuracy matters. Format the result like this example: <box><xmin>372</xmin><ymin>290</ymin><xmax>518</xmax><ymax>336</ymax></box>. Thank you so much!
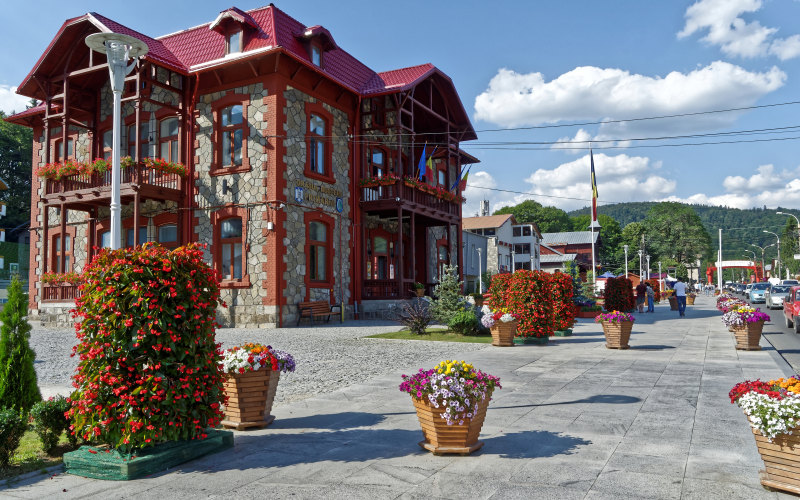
<box><xmin>336</xmin><ymin>197</ymin><xmax>343</xmax><ymax>213</ymax></box>
<box><xmin>292</xmin><ymin>179</ymin><xmax>343</xmax><ymax>210</ymax></box>
<box><xmin>294</xmin><ymin>186</ymin><xmax>304</xmax><ymax>204</ymax></box>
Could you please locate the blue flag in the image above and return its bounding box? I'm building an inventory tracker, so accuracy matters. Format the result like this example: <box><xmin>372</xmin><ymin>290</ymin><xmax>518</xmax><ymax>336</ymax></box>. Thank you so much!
<box><xmin>417</xmin><ymin>143</ymin><xmax>427</xmax><ymax>181</ymax></box>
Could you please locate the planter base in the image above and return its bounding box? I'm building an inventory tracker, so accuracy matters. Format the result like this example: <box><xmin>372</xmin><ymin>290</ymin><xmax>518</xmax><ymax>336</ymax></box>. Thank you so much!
<box><xmin>418</xmin><ymin>440</ymin><xmax>484</xmax><ymax>456</ymax></box>
<box><xmin>513</xmin><ymin>336</ymin><xmax>549</xmax><ymax>345</ymax></box>
<box><xmin>554</xmin><ymin>329</ymin><xmax>573</xmax><ymax>337</ymax></box>
<box><xmin>63</xmin><ymin>428</ymin><xmax>233</xmax><ymax>480</ymax></box>
<box><xmin>736</xmin><ymin>345</ymin><xmax>762</xmax><ymax>351</ymax></box>
<box><xmin>220</xmin><ymin>414</ymin><xmax>275</xmax><ymax>430</ymax></box>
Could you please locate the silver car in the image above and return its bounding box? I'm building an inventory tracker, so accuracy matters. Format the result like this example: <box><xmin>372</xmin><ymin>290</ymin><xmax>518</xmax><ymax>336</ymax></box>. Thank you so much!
<box><xmin>766</xmin><ymin>284</ymin><xmax>792</xmax><ymax>309</ymax></box>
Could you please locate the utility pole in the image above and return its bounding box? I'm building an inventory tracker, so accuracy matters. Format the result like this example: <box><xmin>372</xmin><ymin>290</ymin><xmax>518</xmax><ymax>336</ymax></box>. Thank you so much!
<box><xmin>718</xmin><ymin>228</ymin><xmax>723</xmax><ymax>292</ymax></box>
<box><xmin>646</xmin><ymin>254</ymin><xmax>651</xmax><ymax>282</ymax></box>
<box><xmin>658</xmin><ymin>261</ymin><xmax>663</xmax><ymax>291</ymax></box>
<box><xmin>476</xmin><ymin>248</ymin><xmax>482</xmax><ymax>293</ymax></box>
<box><xmin>638</xmin><ymin>249</ymin><xmax>643</xmax><ymax>282</ymax></box>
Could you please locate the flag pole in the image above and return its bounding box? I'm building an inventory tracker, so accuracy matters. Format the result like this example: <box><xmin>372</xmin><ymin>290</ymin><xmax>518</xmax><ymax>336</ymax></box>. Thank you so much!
<box><xmin>590</xmin><ymin>149</ymin><xmax>597</xmax><ymax>294</ymax></box>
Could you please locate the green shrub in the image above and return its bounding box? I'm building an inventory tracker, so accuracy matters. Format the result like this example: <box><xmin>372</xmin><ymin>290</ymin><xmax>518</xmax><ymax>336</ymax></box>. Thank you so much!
<box><xmin>67</xmin><ymin>243</ymin><xmax>225</xmax><ymax>453</ymax></box>
<box><xmin>431</xmin><ymin>264</ymin><xmax>466</xmax><ymax>324</ymax></box>
<box><xmin>398</xmin><ymin>299</ymin><xmax>433</xmax><ymax>335</ymax></box>
<box><xmin>31</xmin><ymin>396</ymin><xmax>73</xmax><ymax>453</ymax></box>
<box><xmin>0</xmin><ymin>408</ymin><xmax>27</xmax><ymax>468</ymax></box>
<box><xmin>0</xmin><ymin>275</ymin><xmax>41</xmax><ymax>413</ymax></box>
<box><xmin>448</xmin><ymin>310</ymin><xmax>479</xmax><ymax>336</ymax></box>
<box><xmin>604</xmin><ymin>277</ymin><xmax>635</xmax><ymax>312</ymax></box>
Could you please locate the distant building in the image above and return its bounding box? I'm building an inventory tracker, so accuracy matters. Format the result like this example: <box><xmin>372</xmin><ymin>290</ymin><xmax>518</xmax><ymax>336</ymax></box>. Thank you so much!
<box><xmin>511</xmin><ymin>223</ymin><xmax>542</xmax><ymax>271</ymax></box>
<box><xmin>462</xmin><ymin>213</ymin><xmax>541</xmax><ymax>275</ymax></box>
<box><xmin>539</xmin><ymin>231</ymin><xmax>599</xmax><ymax>274</ymax></box>
<box><xmin>462</xmin><ymin>231</ymin><xmax>489</xmax><ymax>293</ymax></box>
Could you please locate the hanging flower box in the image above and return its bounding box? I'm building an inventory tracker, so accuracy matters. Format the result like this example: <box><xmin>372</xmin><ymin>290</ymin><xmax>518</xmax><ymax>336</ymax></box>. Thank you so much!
<box><xmin>359</xmin><ymin>175</ymin><xmax>400</xmax><ymax>187</ymax></box>
<box><xmin>400</xmin><ymin>360</ymin><xmax>500</xmax><ymax>455</ymax></box>
<box><xmin>219</xmin><ymin>343</ymin><xmax>295</xmax><ymax>430</ymax></box>
<box><xmin>36</xmin><ymin>156</ymin><xmax>187</xmax><ymax>180</ymax></box>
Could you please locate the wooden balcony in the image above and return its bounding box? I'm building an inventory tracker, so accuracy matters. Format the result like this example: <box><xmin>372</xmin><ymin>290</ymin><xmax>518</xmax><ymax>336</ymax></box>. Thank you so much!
<box><xmin>42</xmin><ymin>283</ymin><xmax>81</xmax><ymax>302</ymax></box>
<box><xmin>360</xmin><ymin>180</ymin><xmax>460</xmax><ymax>222</ymax></box>
<box><xmin>42</xmin><ymin>163</ymin><xmax>184</xmax><ymax>208</ymax></box>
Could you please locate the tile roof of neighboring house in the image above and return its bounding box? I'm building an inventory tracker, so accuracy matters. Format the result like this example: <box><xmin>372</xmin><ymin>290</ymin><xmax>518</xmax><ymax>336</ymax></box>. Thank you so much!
<box><xmin>540</xmin><ymin>254</ymin><xmax>577</xmax><ymax>263</ymax></box>
<box><xmin>539</xmin><ymin>243</ymin><xmax>564</xmax><ymax>255</ymax></box>
<box><xmin>462</xmin><ymin>214</ymin><xmax>516</xmax><ymax>230</ymax></box>
<box><xmin>541</xmin><ymin>231</ymin><xmax>599</xmax><ymax>246</ymax></box>
<box><xmin>13</xmin><ymin>5</ymin><xmax>474</xmax><ymax>132</ymax></box>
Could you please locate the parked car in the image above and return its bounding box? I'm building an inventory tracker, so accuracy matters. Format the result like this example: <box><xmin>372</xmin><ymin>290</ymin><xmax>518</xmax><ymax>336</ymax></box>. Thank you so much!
<box><xmin>782</xmin><ymin>279</ymin><xmax>799</xmax><ymax>286</ymax></box>
<box><xmin>748</xmin><ymin>282</ymin><xmax>771</xmax><ymax>303</ymax></box>
<box><xmin>736</xmin><ymin>283</ymin><xmax>747</xmax><ymax>294</ymax></box>
<box><xmin>783</xmin><ymin>286</ymin><xmax>800</xmax><ymax>333</ymax></box>
<box><xmin>745</xmin><ymin>283</ymin><xmax>754</xmax><ymax>297</ymax></box>
<box><xmin>766</xmin><ymin>284</ymin><xmax>792</xmax><ymax>309</ymax></box>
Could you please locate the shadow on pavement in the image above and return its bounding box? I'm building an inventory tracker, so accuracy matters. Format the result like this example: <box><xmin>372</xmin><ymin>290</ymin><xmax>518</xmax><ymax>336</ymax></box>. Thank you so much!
<box><xmin>493</xmin><ymin>394</ymin><xmax>641</xmax><ymax>410</ymax></box>
<box><xmin>482</xmin><ymin>430</ymin><xmax>591</xmax><ymax>459</ymax></box>
<box><xmin>271</xmin><ymin>412</ymin><xmax>387</xmax><ymax>430</ymax></box>
<box><xmin>632</xmin><ymin>345</ymin><xmax>676</xmax><ymax>350</ymax></box>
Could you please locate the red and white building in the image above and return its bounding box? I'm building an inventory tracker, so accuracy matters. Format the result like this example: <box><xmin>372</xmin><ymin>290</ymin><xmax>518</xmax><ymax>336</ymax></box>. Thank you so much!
<box><xmin>6</xmin><ymin>5</ymin><xmax>477</xmax><ymax>326</ymax></box>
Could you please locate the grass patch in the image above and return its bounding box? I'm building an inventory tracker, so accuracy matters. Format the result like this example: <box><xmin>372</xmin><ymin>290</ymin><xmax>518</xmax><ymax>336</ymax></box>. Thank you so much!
<box><xmin>366</xmin><ymin>328</ymin><xmax>493</xmax><ymax>343</ymax></box>
<box><xmin>0</xmin><ymin>430</ymin><xmax>75</xmax><ymax>481</ymax></box>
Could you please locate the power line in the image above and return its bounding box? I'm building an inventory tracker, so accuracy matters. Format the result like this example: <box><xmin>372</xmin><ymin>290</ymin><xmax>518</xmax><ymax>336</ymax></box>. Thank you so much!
<box><xmin>464</xmin><ymin>134</ymin><xmax>800</xmax><ymax>151</ymax></box>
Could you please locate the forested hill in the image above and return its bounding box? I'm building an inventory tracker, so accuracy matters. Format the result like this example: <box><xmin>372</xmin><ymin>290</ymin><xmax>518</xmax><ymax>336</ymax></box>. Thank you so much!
<box><xmin>569</xmin><ymin>202</ymin><xmax>800</xmax><ymax>258</ymax></box>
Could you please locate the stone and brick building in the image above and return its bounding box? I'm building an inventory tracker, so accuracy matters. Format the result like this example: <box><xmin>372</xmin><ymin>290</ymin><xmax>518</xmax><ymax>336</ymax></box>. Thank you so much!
<box><xmin>539</xmin><ymin>231</ymin><xmax>599</xmax><ymax>274</ymax></box>
<box><xmin>6</xmin><ymin>5</ymin><xmax>476</xmax><ymax>326</ymax></box>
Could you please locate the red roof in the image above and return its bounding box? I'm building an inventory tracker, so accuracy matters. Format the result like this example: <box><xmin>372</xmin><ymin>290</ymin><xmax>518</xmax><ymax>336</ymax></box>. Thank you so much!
<box><xmin>12</xmin><ymin>4</ymin><xmax>475</xmax><ymax>136</ymax></box>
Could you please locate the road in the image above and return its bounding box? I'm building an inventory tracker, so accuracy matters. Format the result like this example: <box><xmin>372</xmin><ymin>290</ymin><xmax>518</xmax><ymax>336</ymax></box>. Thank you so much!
<box><xmin>744</xmin><ymin>293</ymin><xmax>800</xmax><ymax>373</ymax></box>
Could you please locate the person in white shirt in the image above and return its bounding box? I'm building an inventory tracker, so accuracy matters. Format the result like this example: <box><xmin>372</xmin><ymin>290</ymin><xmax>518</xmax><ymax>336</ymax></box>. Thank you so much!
<box><xmin>673</xmin><ymin>278</ymin><xmax>687</xmax><ymax>317</ymax></box>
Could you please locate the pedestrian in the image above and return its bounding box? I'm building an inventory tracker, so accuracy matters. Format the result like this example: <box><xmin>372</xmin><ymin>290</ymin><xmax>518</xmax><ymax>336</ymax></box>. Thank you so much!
<box><xmin>646</xmin><ymin>282</ymin><xmax>655</xmax><ymax>313</ymax></box>
<box><xmin>635</xmin><ymin>280</ymin><xmax>647</xmax><ymax>313</ymax></box>
<box><xmin>673</xmin><ymin>277</ymin><xmax>687</xmax><ymax>317</ymax></box>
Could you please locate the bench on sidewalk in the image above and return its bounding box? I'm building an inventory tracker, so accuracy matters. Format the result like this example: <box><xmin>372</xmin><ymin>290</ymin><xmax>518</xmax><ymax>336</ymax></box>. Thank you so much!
<box><xmin>297</xmin><ymin>301</ymin><xmax>341</xmax><ymax>325</ymax></box>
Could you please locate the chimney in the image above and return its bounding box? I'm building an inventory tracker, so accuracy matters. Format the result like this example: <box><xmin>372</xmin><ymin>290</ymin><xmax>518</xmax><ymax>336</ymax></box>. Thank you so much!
<box><xmin>480</xmin><ymin>200</ymin><xmax>490</xmax><ymax>217</ymax></box>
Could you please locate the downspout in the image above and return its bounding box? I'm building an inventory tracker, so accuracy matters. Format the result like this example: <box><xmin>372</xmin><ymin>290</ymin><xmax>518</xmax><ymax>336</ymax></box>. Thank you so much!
<box><xmin>187</xmin><ymin>74</ymin><xmax>200</xmax><ymax>246</ymax></box>
<box><xmin>351</xmin><ymin>95</ymin><xmax>362</xmax><ymax>316</ymax></box>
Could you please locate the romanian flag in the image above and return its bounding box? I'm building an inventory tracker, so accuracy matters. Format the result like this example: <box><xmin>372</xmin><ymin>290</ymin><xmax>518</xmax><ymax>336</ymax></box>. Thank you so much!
<box><xmin>458</xmin><ymin>165</ymin><xmax>471</xmax><ymax>191</ymax></box>
<box><xmin>590</xmin><ymin>149</ymin><xmax>598</xmax><ymax>222</ymax></box>
<box><xmin>417</xmin><ymin>143</ymin><xmax>427</xmax><ymax>181</ymax></box>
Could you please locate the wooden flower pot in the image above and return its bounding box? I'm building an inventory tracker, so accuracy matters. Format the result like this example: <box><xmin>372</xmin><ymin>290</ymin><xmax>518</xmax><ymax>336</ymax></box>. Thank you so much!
<box><xmin>687</xmin><ymin>296</ymin><xmax>696</xmax><ymax>305</ymax></box>
<box><xmin>668</xmin><ymin>296</ymin><xmax>678</xmax><ymax>310</ymax></box>
<box><xmin>412</xmin><ymin>395</ymin><xmax>491</xmax><ymax>455</ymax></box>
<box><xmin>732</xmin><ymin>320</ymin><xmax>764</xmax><ymax>350</ymax></box>
<box><xmin>490</xmin><ymin>320</ymin><xmax>517</xmax><ymax>347</ymax></box>
<box><xmin>221</xmin><ymin>369</ymin><xmax>280</xmax><ymax>430</ymax></box>
<box><xmin>751</xmin><ymin>426</ymin><xmax>800</xmax><ymax>494</ymax></box>
<box><xmin>415</xmin><ymin>288</ymin><xmax>425</xmax><ymax>298</ymax></box>
<box><xmin>601</xmin><ymin>321</ymin><xmax>633</xmax><ymax>349</ymax></box>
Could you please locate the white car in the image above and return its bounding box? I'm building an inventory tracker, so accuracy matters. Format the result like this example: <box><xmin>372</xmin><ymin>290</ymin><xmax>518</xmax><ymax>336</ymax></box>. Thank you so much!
<box><xmin>766</xmin><ymin>284</ymin><xmax>792</xmax><ymax>309</ymax></box>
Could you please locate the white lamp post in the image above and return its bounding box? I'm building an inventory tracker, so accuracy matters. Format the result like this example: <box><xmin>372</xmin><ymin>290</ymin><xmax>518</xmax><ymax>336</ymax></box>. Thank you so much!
<box><xmin>476</xmin><ymin>247</ymin><xmax>482</xmax><ymax>293</ymax></box>
<box><xmin>763</xmin><ymin>230</ymin><xmax>781</xmax><ymax>279</ymax></box>
<box><xmin>85</xmin><ymin>33</ymin><xmax>148</xmax><ymax>250</ymax></box>
<box><xmin>623</xmin><ymin>244</ymin><xmax>629</xmax><ymax>278</ymax></box>
<box><xmin>646</xmin><ymin>254</ymin><xmax>650</xmax><ymax>282</ymax></box>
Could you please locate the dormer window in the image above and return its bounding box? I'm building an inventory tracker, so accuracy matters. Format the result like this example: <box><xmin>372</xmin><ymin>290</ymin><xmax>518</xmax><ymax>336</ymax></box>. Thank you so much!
<box><xmin>311</xmin><ymin>45</ymin><xmax>322</xmax><ymax>66</ymax></box>
<box><xmin>227</xmin><ymin>31</ymin><xmax>241</xmax><ymax>55</ymax></box>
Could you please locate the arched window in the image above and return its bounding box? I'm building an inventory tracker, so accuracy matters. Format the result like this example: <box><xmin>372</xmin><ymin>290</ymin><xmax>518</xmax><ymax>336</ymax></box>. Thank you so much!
<box><xmin>437</xmin><ymin>244</ymin><xmax>449</xmax><ymax>281</ymax></box>
<box><xmin>159</xmin><ymin>117</ymin><xmax>179</xmax><ymax>163</ymax></box>
<box><xmin>220</xmin><ymin>104</ymin><xmax>244</xmax><ymax>168</ymax></box>
<box><xmin>220</xmin><ymin>217</ymin><xmax>243</xmax><ymax>280</ymax></box>
<box><xmin>308</xmin><ymin>114</ymin><xmax>326</xmax><ymax>175</ymax></box>
<box><xmin>309</xmin><ymin>221</ymin><xmax>327</xmax><ymax>282</ymax></box>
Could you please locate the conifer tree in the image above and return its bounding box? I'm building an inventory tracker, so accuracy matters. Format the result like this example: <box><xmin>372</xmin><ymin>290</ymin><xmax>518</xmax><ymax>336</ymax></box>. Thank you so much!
<box><xmin>0</xmin><ymin>276</ymin><xmax>41</xmax><ymax>412</ymax></box>
<box><xmin>431</xmin><ymin>264</ymin><xmax>465</xmax><ymax>324</ymax></box>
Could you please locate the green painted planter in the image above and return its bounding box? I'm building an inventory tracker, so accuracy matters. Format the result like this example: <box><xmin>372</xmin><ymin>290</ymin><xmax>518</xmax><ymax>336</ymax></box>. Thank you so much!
<box><xmin>513</xmin><ymin>336</ymin><xmax>549</xmax><ymax>345</ymax></box>
<box><xmin>63</xmin><ymin>428</ymin><xmax>234</xmax><ymax>480</ymax></box>
<box><xmin>554</xmin><ymin>329</ymin><xmax>573</xmax><ymax>337</ymax></box>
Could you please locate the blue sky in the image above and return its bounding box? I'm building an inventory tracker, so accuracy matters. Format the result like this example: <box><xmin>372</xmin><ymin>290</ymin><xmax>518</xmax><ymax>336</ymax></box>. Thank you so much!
<box><xmin>2</xmin><ymin>0</ymin><xmax>800</xmax><ymax>216</ymax></box>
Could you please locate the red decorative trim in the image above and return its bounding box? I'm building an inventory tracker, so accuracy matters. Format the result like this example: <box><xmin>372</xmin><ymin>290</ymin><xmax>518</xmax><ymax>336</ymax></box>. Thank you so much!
<box><xmin>211</xmin><ymin>204</ymin><xmax>251</xmax><ymax>288</ymax></box>
<box><xmin>304</xmin><ymin>101</ymin><xmax>335</xmax><ymax>184</ymax></box>
<box><xmin>210</xmin><ymin>93</ymin><xmax>250</xmax><ymax>176</ymax></box>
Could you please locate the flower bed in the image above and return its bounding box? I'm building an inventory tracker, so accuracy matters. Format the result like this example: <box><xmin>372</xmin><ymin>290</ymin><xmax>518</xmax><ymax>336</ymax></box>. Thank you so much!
<box><xmin>488</xmin><ymin>270</ymin><xmax>554</xmax><ymax>339</ymax></box>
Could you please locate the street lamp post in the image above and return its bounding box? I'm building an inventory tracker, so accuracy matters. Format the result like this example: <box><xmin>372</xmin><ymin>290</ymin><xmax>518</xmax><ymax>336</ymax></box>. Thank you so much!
<box><xmin>764</xmin><ymin>230</ymin><xmax>781</xmax><ymax>279</ymax></box>
<box><xmin>85</xmin><ymin>33</ymin><xmax>148</xmax><ymax>250</ymax></box>
<box><xmin>745</xmin><ymin>250</ymin><xmax>757</xmax><ymax>282</ymax></box>
<box><xmin>623</xmin><ymin>244</ymin><xmax>629</xmax><ymax>278</ymax></box>
<box><xmin>646</xmin><ymin>254</ymin><xmax>650</xmax><ymax>282</ymax></box>
<box><xmin>476</xmin><ymin>248</ymin><xmax>482</xmax><ymax>293</ymax></box>
<box><xmin>638</xmin><ymin>249</ymin><xmax>643</xmax><ymax>281</ymax></box>
<box><xmin>751</xmin><ymin>243</ymin><xmax>775</xmax><ymax>281</ymax></box>
<box><xmin>658</xmin><ymin>261</ymin><xmax>663</xmax><ymax>291</ymax></box>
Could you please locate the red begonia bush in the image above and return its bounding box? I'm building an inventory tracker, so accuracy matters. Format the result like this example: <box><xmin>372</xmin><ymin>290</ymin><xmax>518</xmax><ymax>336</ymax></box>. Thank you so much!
<box><xmin>488</xmin><ymin>270</ymin><xmax>554</xmax><ymax>338</ymax></box>
<box><xmin>67</xmin><ymin>243</ymin><xmax>225</xmax><ymax>452</ymax></box>
<box><xmin>551</xmin><ymin>272</ymin><xmax>575</xmax><ymax>332</ymax></box>
<box><xmin>604</xmin><ymin>277</ymin><xmax>635</xmax><ymax>312</ymax></box>
<box><xmin>646</xmin><ymin>279</ymin><xmax>661</xmax><ymax>302</ymax></box>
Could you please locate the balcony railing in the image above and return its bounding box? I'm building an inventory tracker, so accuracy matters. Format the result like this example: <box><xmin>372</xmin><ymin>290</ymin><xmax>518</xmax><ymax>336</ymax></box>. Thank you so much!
<box><xmin>42</xmin><ymin>283</ymin><xmax>81</xmax><ymax>302</ymax></box>
<box><xmin>44</xmin><ymin>163</ymin><xmax>182</xmax><ymax>197</ymax></box>
<box><xmin>360</xmin><ymin>180</ymin><xmax>460</xmax><ymax>216</ymax></box>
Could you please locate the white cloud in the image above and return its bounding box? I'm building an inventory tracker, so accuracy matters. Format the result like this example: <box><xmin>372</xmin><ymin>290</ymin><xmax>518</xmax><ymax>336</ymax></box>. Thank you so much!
<box><xmin>551</xmin><ymin>129</ymin><xmax>593</xmax><ymax>154</ymax></box>
<box><xmin>0</xmin><ymin>85</ymin><xmax>31</xmax><ymax>115</ymax></box>
<box><xmin>473</xmin><ymin>62</ymin><xmax>785</xmax><ymax>128</ymax></box>
<box><xmin>678</xmin><ymin>0</ymin><xmax>800</xmax><ymax>60</ymax></box>
<box><xmin>670</xmin><ymin>164</ymin><xmax>800</xmax><ymax>209</ymax></box>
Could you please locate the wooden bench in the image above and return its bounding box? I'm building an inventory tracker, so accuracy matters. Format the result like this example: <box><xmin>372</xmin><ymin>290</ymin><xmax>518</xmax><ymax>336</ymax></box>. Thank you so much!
<box><xmin>297</xmin><ymin>301</ymin><xmax>341</xmax><ymax>325</ymax></box>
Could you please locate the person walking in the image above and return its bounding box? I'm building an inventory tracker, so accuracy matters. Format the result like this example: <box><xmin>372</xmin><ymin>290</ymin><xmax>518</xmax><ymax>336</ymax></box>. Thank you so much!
<box><xmin>646</xmin><ymin>283</ymin><xmax>655</xmax><ymax>313</ymax></box>
<box><xmin>673</xmin><ymin>277</ymin><xmax>687</xmax><ymax>317</ymax></box>
<box><xmin>635</xmin><ymin>280</ymin><xmax>647</xmax><ymax>313</ymax></box>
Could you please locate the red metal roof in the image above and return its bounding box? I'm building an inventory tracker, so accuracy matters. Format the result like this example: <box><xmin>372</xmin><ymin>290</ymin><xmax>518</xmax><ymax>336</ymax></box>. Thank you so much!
<box><xmin>90</xmin><ymin>13</ymin><xmax>186</xmax><ymax>73</ymax></box>
<box><xmin>362</xmin><ymin>64</ymin><xmax>435</xmax><ymax>95</ymax></box>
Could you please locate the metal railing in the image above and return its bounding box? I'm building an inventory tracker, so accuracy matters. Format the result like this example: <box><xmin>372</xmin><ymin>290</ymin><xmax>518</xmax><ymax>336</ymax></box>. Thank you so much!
<box><xmin>42</xmin><ymin>283</ymin><xmax>81</xmax><ymax>302</ymax></box>
<box><xmin>361</xmin><ymin>180</ymin><xmax>460</xmax><ymax>216</ymax></box>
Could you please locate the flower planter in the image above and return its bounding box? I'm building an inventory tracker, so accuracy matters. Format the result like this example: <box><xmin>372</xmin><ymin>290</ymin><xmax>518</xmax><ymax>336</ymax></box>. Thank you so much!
<box><xmin>513</xmin><ymin>335</ymin><xmax>549</xmax><ymax>345</ymax></box>
<box><xmin>732</xmin><ymin>320</ymin><xmax>764</xmax><ymax>350</ymax></box>
<box><xmin>221</xmin><ymin>369</ymin><xmax>279</xmax><ymax>430</ymax></box>
<box><xmin>751</xmin><ymin>427</ymin><xmax>800</xmax><ymax>494</ymax></box>
<box><xmin>687</xmin><ymin>296</ymin><xmax>696</xmax><ymax>305</ymax></box>
<box><xmin>412</xmin><ymin>395</ymin><xmax>490</xmax><ymax>455</ymax></box>
<box><xmin>577</xmin><ymin>310</ymin><xmax>602</xmax><ymax>319</ymax></box>
<box><xmin>668</xmin><ymin>296</ymin><xmax>678</xmax><ymax>310</ymax></box>
<box><xmin>601</xmin><ymin>321</ymin><xmax>633</xmax><ymax>349</ymax></box>
<box><xmin>490</xmin><ymin>320</ymin><xmax>517</xmax><ymax>346</ymax></box>
<box><xmin>415</xmin><ymin>288</ymin><xmax>425</xmax><ymax>298</ymax></box>
<box><xmin>554</xmin><ymin>329</ymin><xmax>573</xmax><ymax>337</ymax></box>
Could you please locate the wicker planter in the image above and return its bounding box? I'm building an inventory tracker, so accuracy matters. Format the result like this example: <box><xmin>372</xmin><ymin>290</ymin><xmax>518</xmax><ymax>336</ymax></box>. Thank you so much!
<box><xmin>751</xmin><ymin>427</ymin><xmax>800</xmax><ymax>494</ymax></box>
<box><xmin>415</xmin><ymin>288</ymin><xmax>425</xmax><ymax>297</ymax></box>
<box><xmin>601</xmin><ymin>320</ymin><xmax>633</xmax><ymax>349</ymax></box>
<box><xmin>490</xmin><ymin>320</ymin><xmax>517</xmax><ymax>346</ymax></box>
<box><xmin>668</xmin><ymin>296</ymin><xmax>678</xmax><ymax>310</ymax></box>
<box><xmin>412</xmin><ymin>394</ymin><xmax>491</xmax><ymax>455</ymax></box>
<box><xmin>221</xmin><ymin>369</ymin><xmax>280</xmax><ymax>430</ymax></box>
<box><xmin>687</xmin><ymin>296</ymin><xmax>696</xmax><ymax>305</ymax></box>
<box><xmin>732</xmin><ymin>320</ymin><xmax>764</xmax><ymax>350</ymax></box>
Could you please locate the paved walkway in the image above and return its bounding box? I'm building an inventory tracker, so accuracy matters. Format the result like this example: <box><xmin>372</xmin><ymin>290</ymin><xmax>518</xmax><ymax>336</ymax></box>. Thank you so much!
<box><xmin>3</xmin><ymin>297</ymin><xmax>797</xmax><ymax>499</ymax></box>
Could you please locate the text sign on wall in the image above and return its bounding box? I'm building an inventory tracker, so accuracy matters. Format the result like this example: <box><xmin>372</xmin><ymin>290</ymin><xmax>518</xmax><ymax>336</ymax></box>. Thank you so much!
<box><xmin>292</xmin><ymin>179</ymin><xmax>343</xmax><ymax>210</ymax></box>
